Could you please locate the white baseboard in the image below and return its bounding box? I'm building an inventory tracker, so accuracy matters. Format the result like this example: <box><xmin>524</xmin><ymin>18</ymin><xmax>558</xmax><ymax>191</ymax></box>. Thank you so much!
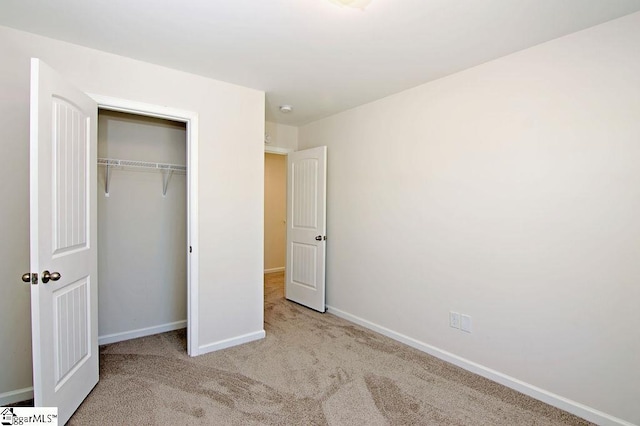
<box><xmin>326</xmin><ymin>305</ymin><xmax>634</xmax><ymax>426</ymax></box>
<box><xmin>0</xmin><ymin>387</ymin><xmax>33</xmax><ymax>406</ymax></box>
<box><xmin>2</xmin><ymin>326</ymin><xmax>263</xmax><ymax>405</ymax></box>
<box><xmin>264</xmin><ymin>267</ymin><xmax>285</xmax><ymax>273</ymax></box>
<box><xmin>198</xmin><ymin>330</ymin><xmax>266</xmax><ymax>356</ymax></box>
<box><xmin>98</xmin><ymin>320</ymin><xmax>187</xmax><ymax>346</ymax></box>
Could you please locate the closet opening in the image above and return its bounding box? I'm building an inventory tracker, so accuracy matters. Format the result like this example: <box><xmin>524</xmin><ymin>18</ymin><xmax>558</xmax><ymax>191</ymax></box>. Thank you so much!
<box><xmin>95</xmin><ymin>105</ymin><xmax>195</xmax><ymax>355</ymax></box>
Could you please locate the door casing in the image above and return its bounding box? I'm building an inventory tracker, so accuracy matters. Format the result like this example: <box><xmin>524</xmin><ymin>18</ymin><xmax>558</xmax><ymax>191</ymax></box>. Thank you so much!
<box><xmin>89</xmin><ymin>94</ymin><xmax>200</xmax><ymax>356</ymax></box>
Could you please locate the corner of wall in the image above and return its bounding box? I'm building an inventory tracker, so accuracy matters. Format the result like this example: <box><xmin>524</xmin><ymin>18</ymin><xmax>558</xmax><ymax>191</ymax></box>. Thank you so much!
<box><xmin>265</xmin><ymin>121</ymin><xmax>298</xmax><ymax>151</ymax></box>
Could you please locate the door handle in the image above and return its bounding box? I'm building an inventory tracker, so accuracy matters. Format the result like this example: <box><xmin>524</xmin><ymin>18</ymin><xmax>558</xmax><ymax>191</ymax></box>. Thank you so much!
<box><xmin>22</xmin><ymin>272</ymin><xmax>38</xmax><ymax>285</ymax></box>
<box><xmin>42</xmin><ymin>270</ymin><xmax>61</xmax><ymax>284</ymax></box>
<box><xmin>315</xmin><ymin>235</ymin><xmax>322</xmax><ymax>241</ymax></box>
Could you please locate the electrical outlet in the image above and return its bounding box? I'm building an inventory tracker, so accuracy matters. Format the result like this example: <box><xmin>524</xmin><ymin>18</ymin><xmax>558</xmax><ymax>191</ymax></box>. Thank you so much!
<box><xmin>461</xmin><ymin>314</ymin><xmax>472</xmax><ymax>333</ymax></box>
<box><xmin>449</xmin><ymin>311</ymin><xmax>460</xmax><ymax>329</ymax></box>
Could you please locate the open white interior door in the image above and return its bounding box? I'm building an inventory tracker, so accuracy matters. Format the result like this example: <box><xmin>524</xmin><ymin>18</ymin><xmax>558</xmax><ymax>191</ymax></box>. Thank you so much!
<box><xmin>285</xmin><ymin>146</ymin><xmax>327</xmax><ymax>312</ymax></box>
<box><xmin>29</xmin><ymin>58</ymin><xmax>98</xmax><ymax>424</ymax></box>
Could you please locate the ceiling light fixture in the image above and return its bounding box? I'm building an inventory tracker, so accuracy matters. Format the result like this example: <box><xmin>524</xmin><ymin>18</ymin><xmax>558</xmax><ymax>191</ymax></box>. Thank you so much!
<box><xmin>328</xmin><ymin>0</ymin><xmax>372</xmax><ymax>10</ymax></box>
<box><xmin>279</xmin><ymin>105</ymin><xmax>293</xmax><ymax>113</ymax></box>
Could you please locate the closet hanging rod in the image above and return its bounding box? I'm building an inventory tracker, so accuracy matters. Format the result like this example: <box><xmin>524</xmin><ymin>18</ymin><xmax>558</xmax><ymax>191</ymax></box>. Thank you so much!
<box><xmin>97</xmin><ymin>157</ymin><xmax>186</xmax><ymax>197</ymax></box>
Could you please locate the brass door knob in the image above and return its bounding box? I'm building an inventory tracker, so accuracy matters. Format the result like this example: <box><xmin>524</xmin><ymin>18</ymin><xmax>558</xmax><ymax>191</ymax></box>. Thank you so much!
<box><xmin>42</xmin><ymin>270</ymin><xmax>61</xmax><ymax>284</ymax></box>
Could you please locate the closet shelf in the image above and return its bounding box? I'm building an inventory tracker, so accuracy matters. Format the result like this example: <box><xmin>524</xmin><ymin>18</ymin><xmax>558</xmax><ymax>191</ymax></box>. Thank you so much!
<box><xmin>98</xmin><ymin>157</ymin><xmax>186</xmax><ymax>197</ymax></box>
<box><xmin>98</xmin><ymin>158</ymin><xmax>187</xmax><ymax>172</ymax></box>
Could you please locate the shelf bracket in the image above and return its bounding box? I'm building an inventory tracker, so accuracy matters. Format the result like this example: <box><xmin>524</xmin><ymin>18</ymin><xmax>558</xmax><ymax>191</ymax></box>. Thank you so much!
<box><xmin>162</xmin><ymin>169</ymin><xmax>174</xmax><ymax>197</ymax></box>
<box><xmin>104</xmin><ymin>161</ymin><xmax>113</xmax><ymax>197</ymax></box>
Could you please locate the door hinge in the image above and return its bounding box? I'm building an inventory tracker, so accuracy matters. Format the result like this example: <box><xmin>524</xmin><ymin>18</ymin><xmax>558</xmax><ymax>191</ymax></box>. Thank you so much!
<box><xmin>22</xmin><ymin>272</ymin><xmax>38</xmax><ymax>285</ymax></box>
<box><xmin>189</xmin><ymin>246</ymin><xmax>192</xmax><ymax>253</ymax></box>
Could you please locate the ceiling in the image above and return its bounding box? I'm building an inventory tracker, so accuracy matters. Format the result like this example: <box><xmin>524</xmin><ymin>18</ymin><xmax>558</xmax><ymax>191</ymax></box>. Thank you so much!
<box><xmin>1</xmin><ymin>0</ymin><xmax>639</xmax><ymax>126</ymax></box>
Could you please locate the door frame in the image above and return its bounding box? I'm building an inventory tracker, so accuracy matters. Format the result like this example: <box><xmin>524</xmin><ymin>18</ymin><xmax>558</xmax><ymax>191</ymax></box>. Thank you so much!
<box><xmin>263</xmin><ymin>147</ymin><xmax>291</xmax><ymax>274</ymax></box>
<box><xmin>88</xmin><ymin>94</ymin><xmax>200</xmax><ymax>356</ymax></box>
<box><xmin>265</xmin><ymin>146</ymin><xmax>292</xmax><ymax>155</ymax></box>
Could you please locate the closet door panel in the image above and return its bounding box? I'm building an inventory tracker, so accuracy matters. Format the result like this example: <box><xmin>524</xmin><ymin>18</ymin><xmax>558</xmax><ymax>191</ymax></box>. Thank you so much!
<box><xmin>53</xmin><ymin>97</ymin><xmax>88</xmax><ymax>254</ymax></box>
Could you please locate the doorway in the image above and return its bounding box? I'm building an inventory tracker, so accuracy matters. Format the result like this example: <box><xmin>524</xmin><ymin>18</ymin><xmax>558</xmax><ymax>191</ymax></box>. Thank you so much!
<box><xmin>97</xmin><ymin>110</ymin><xmax>187</xmax><ymax>350</ymax></box>
<box><xmin>264</xmin><ymin>152</ymin><xmax>287</xmax><ymax>274</ymax></box>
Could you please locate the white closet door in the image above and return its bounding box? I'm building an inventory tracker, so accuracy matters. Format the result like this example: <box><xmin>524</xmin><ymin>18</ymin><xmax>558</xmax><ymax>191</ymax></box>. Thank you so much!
<box><xmin>29</xmin><ymin>58</ymin><xmax>98</xmax><ymax>424</ymax></box>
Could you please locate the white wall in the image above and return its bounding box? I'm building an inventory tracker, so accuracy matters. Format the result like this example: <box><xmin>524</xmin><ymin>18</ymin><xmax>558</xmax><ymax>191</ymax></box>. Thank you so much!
<box><xmin>97</xmin><ymin>111</ymin><xmax>187</xmax><ymax>341</ymax></box>
<box><xmin>265</xmin><ymin>121</ymin><xmax>298</xmax><ymax>151</ymax></box>
<box><xmin>0</xmin><ymin>25</ymin><xmax>265</xmax><ymax>403</ymax></box>
<box><xmin>0</xmin><ymin>34</ymin><xmax>33</xmax><ymax>399</ymax></box>
<box><xmin>299</xmin><ymin>12</ymin><xmax>640</xmax><ymax>426</ymax></box>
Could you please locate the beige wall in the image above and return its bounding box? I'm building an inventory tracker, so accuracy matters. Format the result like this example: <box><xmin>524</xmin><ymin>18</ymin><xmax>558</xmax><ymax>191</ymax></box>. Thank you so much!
<box><xmin>98</xmin><ymin>111</ymin><xmax>187</xmax><ymax>340</ymax></box>
<box><xmin>0</xmin><ymin>25</ymin><xmax>264</xmax><ymax>403</ymax></box>
<box><xmin>264</xmin><ymin>153</ymin><xmax>287</xmax><ymax>271</ymax></box>
<box><xmin>299</xmin><ymin>12</ymin><xmax>640</xmax><ymax>425</ymax></box>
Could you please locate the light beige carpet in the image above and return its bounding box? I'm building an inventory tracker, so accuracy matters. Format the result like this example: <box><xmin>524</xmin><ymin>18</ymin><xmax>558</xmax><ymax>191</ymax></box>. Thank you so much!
<box><xmin>69</xmin><ymin>272</ymin><xmax>592</xmax><ymax>425</ymax></box>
